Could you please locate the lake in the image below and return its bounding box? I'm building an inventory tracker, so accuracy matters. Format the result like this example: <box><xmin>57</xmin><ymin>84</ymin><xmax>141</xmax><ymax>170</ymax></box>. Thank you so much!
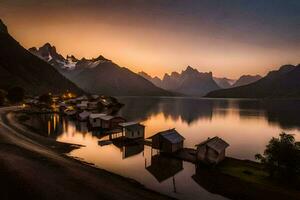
<box><xmin>45</xmin><ymin>97</ymin><xmax>300</xmax><ymax>200</ymax></box>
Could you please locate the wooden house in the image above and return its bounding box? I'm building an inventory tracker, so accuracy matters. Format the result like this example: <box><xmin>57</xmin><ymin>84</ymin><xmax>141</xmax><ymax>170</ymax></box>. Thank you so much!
<box><xmin>119</xmin><ymin>122</ymin><xmax>145</xmax><ymax>139</ymax></box>
<box><xmin>78</xmin><ymin>110</ymin><xmax>91</xmax><ymax>121</ymax></box>
<box><xmin>99</xmin><ymin>115</ymin><xmax>125</xmax><ymax>129</ymax></box>
<box><xmin>89</xmin><ymin>114</ymin><xmax>125</xmax><ymax>129</ymax></box>
<box><xmin>89</xmin><ymin>113</ymin><xmax>106</xmax><ymax>128</ymax></box>
<box><xmin>148</xmin><ymin>129</ymin><xmax>185</xmax><ymax>153</ymax></box>
<box><xmin>76</xmin><ymin>101</ymin><xmax>88</xmax><ymax>110</ymax></box>
<box><xmin>64</xmin><ymin>109</ymin><xmax>77</xmax><ymax>117</ymax></box>
<box><xmin>87</xmin><ymin>101</ymin><xmax>99</xmax><ymax>110</ymax></box>
<box><xmin>195</xmin><ymin>136</ymin><xmax>229</xmax><ymax>164</ymax></box>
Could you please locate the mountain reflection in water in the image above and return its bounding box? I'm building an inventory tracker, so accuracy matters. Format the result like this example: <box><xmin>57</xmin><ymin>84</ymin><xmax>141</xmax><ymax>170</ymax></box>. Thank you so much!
<box><xmin>117</xmin><ymin>97</ymin><xmax>300</xmax><ymax>130</ymax></box>
<box><xmin>30</xmin><ymin>97</ymin><xmax>300</xmax><ymax>200</ymax></box>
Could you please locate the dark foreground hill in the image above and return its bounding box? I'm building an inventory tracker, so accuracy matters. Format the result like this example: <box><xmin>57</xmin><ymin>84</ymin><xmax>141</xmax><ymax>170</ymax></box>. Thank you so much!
<box><xmin>206</xmin><ymin>64</ymin><xmax>300</xmax><ymax>98</ymax></box>
<box><xmin>0</xmin><ymin>19</ymin><xmax>82</xmax><ymax>95</ymax></box>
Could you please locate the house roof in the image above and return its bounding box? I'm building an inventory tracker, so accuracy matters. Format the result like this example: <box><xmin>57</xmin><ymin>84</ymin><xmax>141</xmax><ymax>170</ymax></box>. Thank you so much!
<box><xmin>89</xmin><ymin>113</ymin><xmax>106</xmax><ymax>119</ymax></box>
<box><xmin>79</xmin><ymin>111</ymin><xmax>91</xmax><ymax>119</ymax></box>
<box><xmin>99</xmin><ymin>115</ymin><xmax>115</xmax><ymax>121</ymax></box>
<box><xmin>148</xmin><ymin>129</ymin><xmax>185</xmax><ymax>144</ymax></box>
<box><xmin>119</xmin><ymin>121</ymin><xmax>144</xmax><ymax>127</ymax></box>
<box><xmin>196</xmin><ymin>137</ymin><xmax>229</xmax><ymax>154</ymax></box>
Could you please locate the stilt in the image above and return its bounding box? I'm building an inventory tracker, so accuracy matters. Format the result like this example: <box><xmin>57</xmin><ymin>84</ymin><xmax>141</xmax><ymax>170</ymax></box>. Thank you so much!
<box><xmin>172</xmin><ymin>176</ymin><xmax>177</xmax><ymax>193</ymax></box>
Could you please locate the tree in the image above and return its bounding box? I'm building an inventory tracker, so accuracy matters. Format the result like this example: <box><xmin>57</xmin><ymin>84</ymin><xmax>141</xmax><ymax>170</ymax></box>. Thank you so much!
<box><xmin>7</xmin><ymin>87</ymin><xmax>25</xmax><ymax>103</ymax></box>
<box><xmin>255</xmin><ymin>132</ymin><xmax>300</xmax><ymax>179</ymax></box>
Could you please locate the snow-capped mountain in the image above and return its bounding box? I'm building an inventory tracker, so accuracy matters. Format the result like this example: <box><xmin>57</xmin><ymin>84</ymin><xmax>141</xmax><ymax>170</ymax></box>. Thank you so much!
<box><xmin>29</xmin><ymin>44</ymin><xmax>111</xmax><ymax>71</ymax></box>
<box><xmin>29</xmin><ymin>43</ymin><xmax>173</xmax><ymax>96</ymax></box>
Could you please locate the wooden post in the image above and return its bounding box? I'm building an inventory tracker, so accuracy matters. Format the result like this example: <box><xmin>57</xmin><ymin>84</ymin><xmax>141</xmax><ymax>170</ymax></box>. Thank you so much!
<box><xmin>172</xmin><ymin>176</ymin><xmax>177</xmax><ymax>193</ymax></box>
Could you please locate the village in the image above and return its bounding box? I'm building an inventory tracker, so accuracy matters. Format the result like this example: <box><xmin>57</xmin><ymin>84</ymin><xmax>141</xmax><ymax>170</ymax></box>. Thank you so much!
<box><xmin>22</xmin><ymin>92</ymin><xmax>230</xmax><ymax>167</ymax></box>
<box><xmin>12</xmin><ymin>94</ymin><xmax>300</xmax><ymax>200</ymax></box>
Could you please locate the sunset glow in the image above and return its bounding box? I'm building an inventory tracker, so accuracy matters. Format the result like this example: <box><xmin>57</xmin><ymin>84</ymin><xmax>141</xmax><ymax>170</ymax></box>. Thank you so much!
<box><xmin>1</xmin><ymin>0</ymin><xmax>299</xmax><ymax>78</ymax></box>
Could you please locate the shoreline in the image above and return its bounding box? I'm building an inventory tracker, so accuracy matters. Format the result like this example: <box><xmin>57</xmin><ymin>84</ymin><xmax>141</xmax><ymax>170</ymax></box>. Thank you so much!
<box><xmin>0</xmin><ymin>107</ymin><xmax>174</xmax><ymax>200</ymax></box>
<box><xmin>4</xmin><ymin>108</ymin><xmax>300</xmax><ymax>200</ymax></box>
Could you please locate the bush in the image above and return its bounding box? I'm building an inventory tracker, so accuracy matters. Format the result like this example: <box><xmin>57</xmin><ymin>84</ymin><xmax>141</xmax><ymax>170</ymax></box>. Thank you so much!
<box><xmin>7</xmin><ymin>87</ymin><xmax>25</xmax><ymax>103</ymax></box>
<box><xmin>255</xmin><ymin>132</ymin><xmax>300</xmax><ymax>179</ymax></box>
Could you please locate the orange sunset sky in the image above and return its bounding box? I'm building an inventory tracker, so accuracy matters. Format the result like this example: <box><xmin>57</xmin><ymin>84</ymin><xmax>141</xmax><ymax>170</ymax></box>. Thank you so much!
<box><xmin>0</xmin><ymin>0</ymin><xmax>299</xmax><ymax>79</ymax></box>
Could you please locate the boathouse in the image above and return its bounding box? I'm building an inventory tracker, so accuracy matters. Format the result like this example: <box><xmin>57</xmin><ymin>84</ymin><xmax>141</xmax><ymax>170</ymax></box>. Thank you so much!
<box><xmin>87</xmin><ymin>101</ymin><xmax>99</xmax><ymax>110</ymax></box>
<box><xmin>89</xmin><ymin>113</ymin><xmax>106</xmax><ymax>128</ymax></box>
<box><xmin>99</xmin><ymin>115</ymin><xmax>125</xmax><ymax>129</ymax></box>
<box><xmin>119</xmin><ymin>122</ymin><xmax>145</xmax><ymax>139</ymax></box>
<box><xmin>195</xmin><ymin>136</ymin><xmax>229</xmax><ymax>164</ymax></box>
<box><xmin>148</xmin><ymin>129</ymin><xmax>185</xmax><ymax>153</ymax></box>
<box><xmin>76</xmin><ymin>101</ymin><xmax>88</xmax><ymax>110</ymax></box>
<box><xmin>89</xmin><ymin>114</ymin><xmax>125</xmax><ymax>129</ymax></box>
<box><xmin>78</xmin><ymin>110</ymin><xmax>91</xmax><ymax>121</ymax></box>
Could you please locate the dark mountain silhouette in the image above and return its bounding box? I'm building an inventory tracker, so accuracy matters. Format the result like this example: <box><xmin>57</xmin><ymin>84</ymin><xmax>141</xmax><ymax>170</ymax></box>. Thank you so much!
<box><xmin>0</xmin><ymin>19</ymin><xmax>82</xmax><ymax>95</ymax></box>
<box><xmin>206</xmin><ymin>64</ymin><xmax>300</xmax><ymax>98</ymax></box>
<box><xmin>138</xmin><ymin>71</ymin><xmax>162</xmax><ymax>88</ymax></box>
<box><xmin>232</xmin><ymin>75</ymin><xmax>262</xmax><ymax>87</ymax></box>
<box><xmin>213</xmin><ymin>77</ymin><xmax>235</xmax><ymax>88</ymax></box>
<box><xmin>139</xmin><ymin>67</ymin><xmax>220</xmax><ymax>96</ymax></box>
<box><xmin>161</xmin><ymin>66</ymin><xmax>220</xmax><ymax>96</ymax></box>
<box><xmin>30</xmin><ymin>44</ymin><xmax>173</xmax><ymax>96</ymax></box>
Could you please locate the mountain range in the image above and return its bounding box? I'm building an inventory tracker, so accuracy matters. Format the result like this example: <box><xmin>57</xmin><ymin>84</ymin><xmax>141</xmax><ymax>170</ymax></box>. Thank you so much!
<box><xmin>231</xmin><ymin>75</ymin><xmax>262</xmax><ymax>87</ymax></box>
<box><xmin>2</xmin><ymin>18</ymin><xmax>298</xmax><ymax>98</ymax></box>
<box><xmin>29</xmin><ymin>44</ymin><xmax>173</xmax><ymax>96</ymax></box>
<box><xmin>139</xmin><ymin>67</ymin><xmax>220</xmax><ymax>96</ymax></box>
<box><xmin>0</xmin><ymin>19</ymin><xmax>82</xmax><ymax>95</ymax></box>
<box><xmin>213</xmin><ymin>77</ymin><xmax>236</xmax><ymax>89</ymax></box>
<box><xmin>206</xmin><ymin>64</ymin><xmax>300</xmax><ymax>98</ymax></box>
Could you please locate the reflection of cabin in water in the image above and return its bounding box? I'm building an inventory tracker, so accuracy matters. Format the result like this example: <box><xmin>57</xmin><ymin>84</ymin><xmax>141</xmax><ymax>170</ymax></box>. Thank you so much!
<box><xmin>122</xmin><ymin>143</ymin><xmax>144</xmax><ymax>159</ymax></box>
<box><xmin>196</xmin><ymin>136</ymin><xmax>229</xmax><ymax>164</ymax></box>
<box><xmin>119</xmin><ymin>122</ymin><xmax>145</xmax><ymax>139</ymax></box>
<box><xmin>146</xmin><ymin>154</ymin><xmax>183</xmax><ymax>184</ymax></box>
<box><xmin>148</xmin><ymin>129</ymin><xmax>185</xmax><ymax>153</ymax></box>
<box><xmin>76</xmin><ymin>121</ymin><xmax>89</xmax><ymax>133</ymax></box>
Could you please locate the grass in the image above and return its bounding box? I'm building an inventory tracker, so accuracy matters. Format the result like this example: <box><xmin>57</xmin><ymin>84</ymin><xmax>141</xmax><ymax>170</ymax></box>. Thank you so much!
<box><xmin>216</xmin><ymin>157</ymin><xmax>300</xmax><ymax>198</ymax></box>
<box><xmin>218</xmin><ymin>158</ymin><xmax>269</xmax><ymax>185</ymax></box>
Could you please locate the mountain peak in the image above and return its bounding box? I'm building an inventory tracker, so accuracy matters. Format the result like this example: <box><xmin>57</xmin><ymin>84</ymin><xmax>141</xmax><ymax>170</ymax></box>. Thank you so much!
<box><xmin>41</xmin><ymin>43</ymin><xmax>56</xmax><ymax>52</ymax></box>
<box><xmin>93</xmin><ymin>55</ymin><xmax>111</xmax><ymax>62</ymax></box>
<box><xmin>184</xmin><ymin>66</ymin><xmax>197</xmax><ymax>72</ymax></box>
<box><xmin>66</xmin><ymin>55</ymin><xmax>79</xmax><ymax>62</ymax></box>
<box><xmin>0</xmin><ymin>19</ymin><xmax>8</xmax><ymax>34</ymax></box>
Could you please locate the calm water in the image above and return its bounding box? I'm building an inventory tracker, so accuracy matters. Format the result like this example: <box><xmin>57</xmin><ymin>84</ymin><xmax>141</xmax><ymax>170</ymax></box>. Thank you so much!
<box><xmin>43</xmin><ymin>97</ymin><xmax>300</xmax><ymax>200</ymax></box>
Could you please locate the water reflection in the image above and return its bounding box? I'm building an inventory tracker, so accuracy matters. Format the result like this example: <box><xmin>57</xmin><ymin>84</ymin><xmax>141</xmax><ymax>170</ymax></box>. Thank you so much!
<box><xmin>31</xmin><ymin>97</ymin><xmax>300</xmax><ymax>200</ymax></box>
<box><xmin>146</xmin><ymin>154</ymin><xmax>183</xmax><ymax>183</ymax></box>
<box><xmin>117</xmin><ymin>97</ymin><xmax>300</xmax><ymax>130</ymax></box>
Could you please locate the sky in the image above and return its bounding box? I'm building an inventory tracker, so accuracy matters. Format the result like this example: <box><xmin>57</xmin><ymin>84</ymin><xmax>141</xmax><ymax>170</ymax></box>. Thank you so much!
<box><xmin>0</xmin><ymin>0</ymin><xmax>299</xmax><ymax>79</ymax></box>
